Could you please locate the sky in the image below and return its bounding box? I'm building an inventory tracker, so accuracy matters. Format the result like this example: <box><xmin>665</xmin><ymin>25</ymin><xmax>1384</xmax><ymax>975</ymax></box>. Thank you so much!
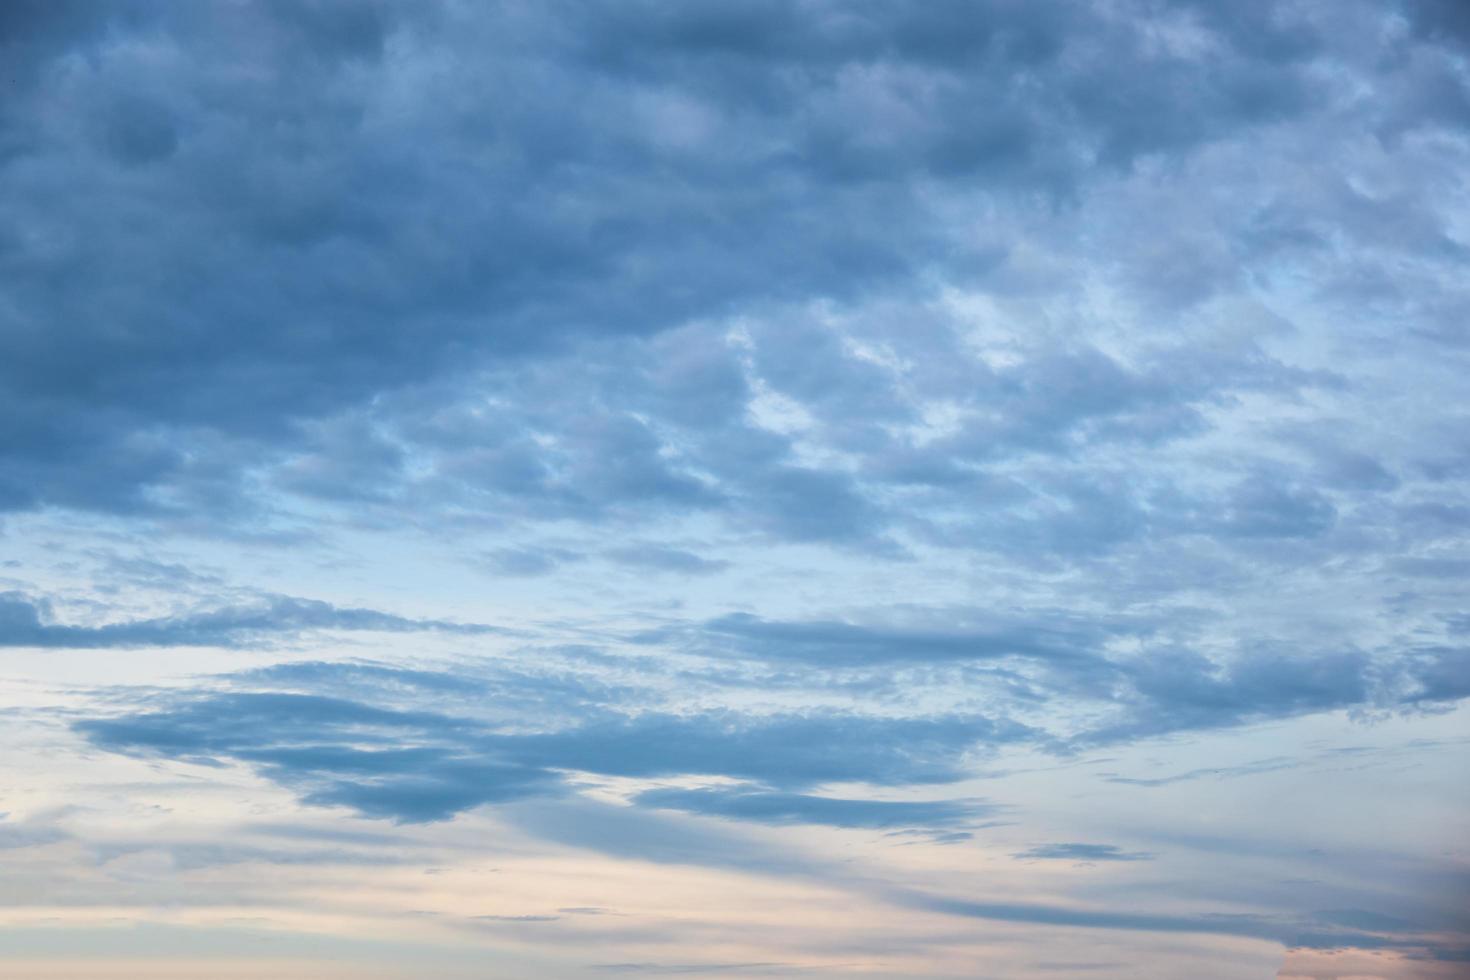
<box><xmin>1</xmin><ymin>1</ymin><xmax>1468</xmax><ymax>977</ymax></box>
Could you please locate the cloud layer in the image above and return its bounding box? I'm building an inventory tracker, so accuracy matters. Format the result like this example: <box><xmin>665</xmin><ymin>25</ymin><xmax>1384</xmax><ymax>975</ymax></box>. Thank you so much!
<box><xmin>2</xmin><ymin>0</ymin><xmax>1469</xmax><ymax>976</ymax></box>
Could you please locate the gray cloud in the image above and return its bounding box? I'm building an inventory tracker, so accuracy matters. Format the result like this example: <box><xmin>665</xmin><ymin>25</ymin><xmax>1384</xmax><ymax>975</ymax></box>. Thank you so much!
<box><xmin>890</xmin><ymin>886</ymin><xmax>1461</xmax><ymax>956</ymax></box>
<box><xmin>675</xmin><ymin>610</ymin><xmax>1128</xmax><ymax>669</ymax></box>
<box><xmin>633</xmin><ymin>784</ymin><xmax>992</xmax><ymax>830</ymax></box>
<box><xmin>1100</xmin><ymin>757</ymin><xmax>1299</xmax><ymax>787</ymax></box>
<box><xmin>1012</xmin><ymin>842</ymin><xmax>1153</xmax><ymax>862</ymax></box>
<box><xmin>3</xmin><ymin>0</ymin><xmax>1453</xmax><ymax>556</ymax></box>
<box><xmin>66</xmin><ymin>624</ymin><xmax>1463</xmax><ymax>829</ymax></box>
<box><xmin>481</xmin><ymin>547</ymin><xmax>584</xmax><ymax>578</ymax></box>
<box><xmin>603</xmin><ymin>545</ymin><xmax>730</xmax><ymax>575</ymax></box>
<box><xmin>73</xmin><ymin>672</ymin><xmax>1030</xmax><ymax>823</ymax></box>
<box><xmin>0</xmin><ymin>813</ymin><xmax>69</xmax><ymax>851</ymax></box>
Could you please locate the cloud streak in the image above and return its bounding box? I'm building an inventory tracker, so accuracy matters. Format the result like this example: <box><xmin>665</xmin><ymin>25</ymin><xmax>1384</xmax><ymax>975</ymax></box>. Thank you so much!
<box><xmin>0</xmin><ymin>592</ymin><xmax>503</xmax><ymax>649</ymax></box>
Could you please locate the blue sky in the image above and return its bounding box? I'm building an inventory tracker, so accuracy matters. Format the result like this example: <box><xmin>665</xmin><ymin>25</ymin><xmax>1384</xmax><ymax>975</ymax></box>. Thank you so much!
<box><xmin>1</xmin><ymin>1</ymin><xmax>1468</xmax><ymax>977</ymax></box>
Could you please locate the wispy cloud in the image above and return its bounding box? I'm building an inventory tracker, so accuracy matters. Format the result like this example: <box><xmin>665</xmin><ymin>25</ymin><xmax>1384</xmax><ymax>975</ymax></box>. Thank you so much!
<box><xmin>1012</xmin><ymin>843</ymin><xmax>1153</xmax><ymax>862</ymax></box>
<box><xmin>0</xmin><ymin>592</ymin><xmax>504</xmax><ymax>649</ymax></box>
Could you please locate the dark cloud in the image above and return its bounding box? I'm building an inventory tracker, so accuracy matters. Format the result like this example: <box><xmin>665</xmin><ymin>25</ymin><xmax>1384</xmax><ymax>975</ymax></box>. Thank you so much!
<box><xmin>1397</xmin><ymin>646</ymin><xmax>1470</xmax><ymax>704</ymax></box>
<box><xmin>66</xmin><ymin>620</ymin><xmax>1459</xmax><ymax>828</ymax></box>
<box><xmin>679</xmin><ymin>610</ymin><xmax>1126</xmax><ymax>669</ymax></box>
<box><xmin>1217</xmin><ymin>475</ymin><xmax>1338</xmax><ymax>540</ymax></box>
<box><xmin>0</xmin><ymin>0</ymin><xmax>1419</xmax><ymax>549</ymax></box>
<box><xmin>73</xmin><ymin>673</ymin><xmax>1029</xmax><ymax>823</ymax></box>
<box><xmin>298</xmin><ymin>757</ymin><xmax>560</xmax><ymax>824</ymax></box>
<box><xmin>1403</xmin><ymin>0</ymin><xmax>1470</xmax><ymax>46</ymax></box>
<box><xmin>75</xmin><ymin>690</ymin><xmax>558</xmax><ymax>823</ymax></box>
<box><xmin>1093</xmin><ymin>649</ymin><xmax>1378</xmax><ymax>743</ymax></box>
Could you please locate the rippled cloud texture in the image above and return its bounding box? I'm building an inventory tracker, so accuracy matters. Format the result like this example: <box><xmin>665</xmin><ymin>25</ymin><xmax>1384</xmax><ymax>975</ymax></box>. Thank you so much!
<box><xmin>2</xmin><ymin>1</ymin><xmax>1468</xmax><ymax>977</ymax></box>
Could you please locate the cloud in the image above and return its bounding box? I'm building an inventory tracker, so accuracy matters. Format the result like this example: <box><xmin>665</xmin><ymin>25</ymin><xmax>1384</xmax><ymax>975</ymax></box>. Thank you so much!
<box><xmin>0</xmin><ymin>812</ymin><xmax>69</xmax><ymax>851</ymax></box>
<box><xmin>1217</xmin><ymin>475</ymin><xmax>1337</xmax><ymax>540</ymax></box>
<box><xmin>1100</xmin><ymin>757</ymin><xmax>1299</xmax><ymax>787</ymax></box>
<box><xmin>1397</xmin><ymin>646</ymin><xmax>1470</xmax><ymax>705</ymax></box>
<box><xmin>633</xmin><ymin>784</ymin><xmax>991</xmax><ymax>829</ymax></box>
<box><xmin>73</xmin><ymin>672</ymin><xmax>1030</xmax><ymax>823</ymax></box>
<box><xmin>58</xmin><ymin>650</ymin><xmax>1470</xmax><ymax>963</ymax></box>
<box><xmin>92</xmin><ymin>840</ymin><xmax>412</xmax><ymax>872</ymax></box>
<box><xmin>680</xmin><ymin>610</ymin><xmax>1126</xmax><ymax>669</ymax></box>
<box><xmin>891</xmin><ymin>886</ymin><xmax>1451</xmax><ymax>954</ymax></box>
<box><xmin>0</xmin><ymin>0</ymin><xmax>1422</xmax><ymax>551</ymax></box>
<box><xmin>1403</xmin><ymin>0</ymin><xmax>1470</xmax><ymax>46</ymax></box>
<box><xmin>75</xmin><ymin>690</ymin><xmax>561</xmax><ymax>823</ymax></box>
<box><xmin>1089</xmin><ymin>649</ymin><xmax>1379</xmax><ymax>743</ymax></box>
<box><xmin>498</xmin><ymin>796</ymin><xmax>816</xmax><ymax>875</ymax></box>
<box><xmin>1012</xmin><ymin>843</ymin><xmax>1153</xmax><ymax>862</ymax></box>
<box><xmin>481</xmin><ymin>547</ymin><xmax>584</xmax><ymax>577</ymax></box>
<box><xmin>603</xmin><ymin>545</ymin><xmax>729</xmax><ymax>575</ymax></box>
<box><xmin>64</xmin><ymin>620</ymin><xmax>1468</xmax><ymax>831</ymax></box>
<box><xmin>0</xmin><ymin>592</ymin><xmax>503</xmax><ymax>649</ymax></box>
<box><xmin>504</xmin><ymin>711</ymin><xmax>1032</xmax><ymax>787</ymax></box>
<box><xmin>0</xmin><ymin>0</ymin><xmax>1463</xmax><ymax>596</ymax></box>
<box><xmin>638</xmin><ymin>609</ymin><xmax>1465</xmax><ymax>748</ymax></box>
